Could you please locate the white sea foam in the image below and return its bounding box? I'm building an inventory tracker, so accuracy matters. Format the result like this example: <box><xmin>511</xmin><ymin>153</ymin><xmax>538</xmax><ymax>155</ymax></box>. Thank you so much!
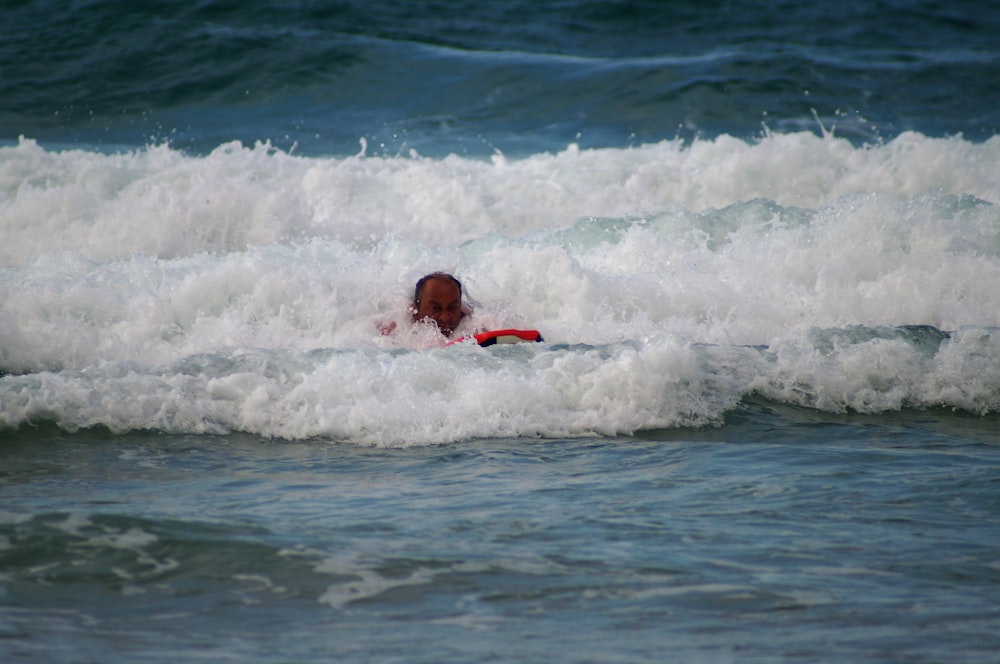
<box><xmin>2</xmin><ymin>132</ymin><xmax>997</xmax><ymax>265</ymax></box>
<box><xmin>2</xmin><ymin>132</ymin><xmax>999</xmax><ymax>443</ymax></box>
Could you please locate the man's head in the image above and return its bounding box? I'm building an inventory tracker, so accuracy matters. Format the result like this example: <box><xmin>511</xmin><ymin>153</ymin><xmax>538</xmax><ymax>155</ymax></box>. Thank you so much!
<box><xmin>412</xmin><ymin>272</ymin><xmax>464</xmax><ymax>336</ymax></box>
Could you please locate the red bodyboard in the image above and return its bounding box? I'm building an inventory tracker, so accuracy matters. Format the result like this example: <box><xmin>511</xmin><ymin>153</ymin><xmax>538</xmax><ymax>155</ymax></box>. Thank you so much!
<box><xmin>446</xmin><ymin>329</ymin><xmax>544</xmax><ymax>347</ymax></box>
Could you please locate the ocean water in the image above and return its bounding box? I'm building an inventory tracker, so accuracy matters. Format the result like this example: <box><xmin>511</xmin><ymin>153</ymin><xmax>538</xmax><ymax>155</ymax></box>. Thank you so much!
<box><xmin>2</xmin><ymin>1</ymin><xmax>1000</xmax><ymax>662</ymax></box>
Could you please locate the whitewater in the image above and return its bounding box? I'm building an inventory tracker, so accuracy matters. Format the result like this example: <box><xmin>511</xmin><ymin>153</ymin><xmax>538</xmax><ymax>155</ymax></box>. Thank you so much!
<box><xmin>2</xmin><ymin>131</ymin><xmax>999</xmax><ymax>445</ymax></box>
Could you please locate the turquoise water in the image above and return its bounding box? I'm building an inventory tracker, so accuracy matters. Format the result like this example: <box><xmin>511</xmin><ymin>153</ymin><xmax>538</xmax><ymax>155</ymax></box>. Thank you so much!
<box><xmin>3</xmin><ymin>1</ymin><xmax>1000</xmax><ymax>661</ymax></box>
<box><xmin>4</xmin><ymin>406</ymin><xmax>1000</xmax><ymax>662</ymax></box>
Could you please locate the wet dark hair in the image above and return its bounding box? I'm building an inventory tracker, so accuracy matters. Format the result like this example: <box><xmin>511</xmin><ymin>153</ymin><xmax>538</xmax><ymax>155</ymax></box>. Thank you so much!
<box><xmin>413</xmin><ymin>272</ymin><xmax>463</xmax><ymax>306</ymax></box>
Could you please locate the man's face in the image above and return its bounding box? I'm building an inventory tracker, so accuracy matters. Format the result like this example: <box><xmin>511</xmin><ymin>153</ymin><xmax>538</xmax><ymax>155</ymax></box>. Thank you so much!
<box><xmin>413</xmin><ymin>278</ymin><xmax>463</xmax><ymax>336</ymax></box>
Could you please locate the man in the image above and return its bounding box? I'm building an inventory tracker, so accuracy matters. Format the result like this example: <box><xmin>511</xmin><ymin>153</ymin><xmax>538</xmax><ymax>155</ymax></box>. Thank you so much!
<box><xmin>411</xmin><ymin>272</ymin><xmax>469</xmax><ymax>337</ymax></box>
<box><xmin>378</xmin><ymin>272</ymin><xmax>472</xmax><ymax>339</ymax></box>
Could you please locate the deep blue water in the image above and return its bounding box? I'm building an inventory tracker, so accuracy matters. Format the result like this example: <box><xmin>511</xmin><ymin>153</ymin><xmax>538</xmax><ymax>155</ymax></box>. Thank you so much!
<box><xmin>2</xmin><ymin>1</ymin><xmax>1000</xmax><ymax>662</ymax></box>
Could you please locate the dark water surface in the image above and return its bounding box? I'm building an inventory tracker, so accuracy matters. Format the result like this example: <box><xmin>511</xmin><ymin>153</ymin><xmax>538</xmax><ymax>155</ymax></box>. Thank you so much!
<box><xmin>3</xmin><ymin>0</ymin><xmax>998</xmax><ymax>155</ymax></box>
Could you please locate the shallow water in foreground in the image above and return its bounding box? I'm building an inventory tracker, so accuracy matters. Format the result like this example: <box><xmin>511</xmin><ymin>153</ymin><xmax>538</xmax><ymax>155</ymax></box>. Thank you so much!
<box><xmin>3</xmin><ymin>402</ymin><xmax>998</xmax><ymax>663</ymax></box>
